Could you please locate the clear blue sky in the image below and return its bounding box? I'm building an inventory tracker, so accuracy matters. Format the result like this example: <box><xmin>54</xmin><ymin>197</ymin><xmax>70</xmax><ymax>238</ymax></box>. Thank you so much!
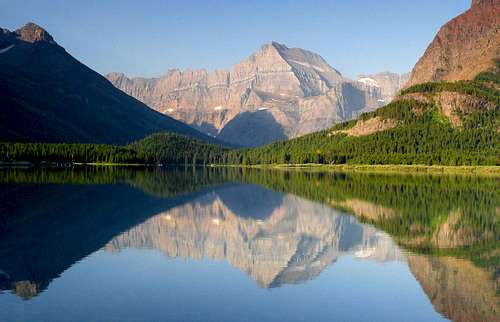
<box><xmin>0</xmin><ymin>0</ymin><xmax>470</xmax><ymax>79</ymax></box>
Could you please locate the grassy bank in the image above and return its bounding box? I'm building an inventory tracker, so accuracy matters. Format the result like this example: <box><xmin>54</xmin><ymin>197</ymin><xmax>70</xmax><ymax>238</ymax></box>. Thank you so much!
<box><xmin>3</xmin><ymin>160</ymin><xmax>499</xmax><ymax>176</ymax></box>
<box><xmin>220</xmin><ymin>164</ymin><xmax>500</xmax><ymax>176</ymax></box>
<box><xmin>73</xmin><ymin>162</ymin><xmax>154</xmax><ymax>167</ymax></box>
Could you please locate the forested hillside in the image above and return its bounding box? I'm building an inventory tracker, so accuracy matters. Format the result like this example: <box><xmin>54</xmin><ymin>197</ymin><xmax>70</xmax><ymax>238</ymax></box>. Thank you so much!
<box><xmin>223</xmin><ymin>68</ymin><xmax>499</xmax><ymax>166</ymax></box>
<box><xmin>129</xmin><ymin>133</ymin><xmax>228</xmax><ymax>165</ymax></box>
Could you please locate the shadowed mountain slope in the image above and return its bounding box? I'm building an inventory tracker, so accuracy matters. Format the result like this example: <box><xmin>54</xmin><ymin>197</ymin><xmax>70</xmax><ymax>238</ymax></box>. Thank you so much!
<box><xmin>0</xmin><ymin>23</ymin><xmax>215</xmax><ymax>145</ymax></box>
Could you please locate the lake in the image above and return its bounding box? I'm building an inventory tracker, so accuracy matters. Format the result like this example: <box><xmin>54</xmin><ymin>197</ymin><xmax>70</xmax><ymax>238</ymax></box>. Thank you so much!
<box><xmin>0</xmin><ymin>167</ymin><xmax>498</xmax><ymax>322</ymax></box>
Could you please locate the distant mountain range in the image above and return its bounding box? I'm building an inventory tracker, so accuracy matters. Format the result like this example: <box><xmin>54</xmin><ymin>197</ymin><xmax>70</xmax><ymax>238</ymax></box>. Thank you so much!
<box><xmin>107</xmin><ymin>44</ymin><xmax>408</xmax><ymax>146</ymax></box>
<box><xmin>0</xmin><ymin>23</ymin><xmax>214</xmax><ymax>145</ymax></box>
<box><xmin>0</xmin><ymin>0</ymin><xmax>497</xmax><ymax>150</ymax></box>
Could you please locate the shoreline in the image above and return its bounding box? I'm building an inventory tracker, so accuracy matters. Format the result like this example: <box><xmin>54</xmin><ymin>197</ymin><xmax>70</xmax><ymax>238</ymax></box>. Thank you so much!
<box><xmin>219</xmin><ymin>164</ymin><xmax>500</xmax><ymax>176</ymax></box>
<box><xmin>1</xmin><ymin>162</ymin><xmax>499</xmax><ymax>176</ymax></box>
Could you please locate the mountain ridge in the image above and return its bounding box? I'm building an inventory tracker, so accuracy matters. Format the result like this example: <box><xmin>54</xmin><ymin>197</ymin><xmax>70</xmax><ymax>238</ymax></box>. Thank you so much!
<box><xmin>406</xmin><ymin>0</ymin><xmax>500</xmax><ymax>87</ymax></box>
<box><xmin>107</xmin><ymin>42</ymin><xmax>400</xmax><ymax>146</ymax></box>
<box><xmin>0</xmin><ymin>22</ymin><xmax>218</xmax><ymax>145</ymax></box>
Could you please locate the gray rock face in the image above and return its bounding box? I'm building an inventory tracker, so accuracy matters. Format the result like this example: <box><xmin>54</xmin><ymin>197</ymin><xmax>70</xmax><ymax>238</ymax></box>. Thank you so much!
<box><xmin>107</xmin><ymin>43</ymin><xmax>386</xmax><ymax>146</ymax></box>
<box><xmin>357</xmin><ymin>72</ymin><xmax>410</xmax><ymax>104</ymax></box>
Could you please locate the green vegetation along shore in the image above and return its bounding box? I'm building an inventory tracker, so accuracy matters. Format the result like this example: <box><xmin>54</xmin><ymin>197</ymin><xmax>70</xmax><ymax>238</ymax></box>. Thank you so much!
<box><xmin>228</xmin><ymin>164</ymin><xmax>500</xmax><ymax>176</ymax></box>
<box><xmin>223</xmin><ymin>71</ymin><xmax>499</xmax><ymax>166</ymax></box>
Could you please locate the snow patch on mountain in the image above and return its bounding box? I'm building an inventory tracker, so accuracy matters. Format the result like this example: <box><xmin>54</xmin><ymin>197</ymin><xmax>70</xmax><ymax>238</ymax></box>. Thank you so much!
<box><xmin>0</xmin><ymin>44</ymin><xmax>14</xmax><ymax>54</ymax></box>
<box><xmin>288</xmin><ymin>59</ymin><xmax>326</xmax><ymax>73</ymax></box>
<box><xmin>358</xmin><ymin>77</ymin><xmax>379</xmax><ymax>87</ymax></box>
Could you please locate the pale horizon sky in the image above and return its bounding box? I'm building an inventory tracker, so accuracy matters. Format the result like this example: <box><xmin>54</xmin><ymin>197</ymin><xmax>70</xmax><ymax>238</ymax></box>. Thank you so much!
<box><xmin>0</xmin><ymin>0</ymin><xmax>471</xmax><ymax>79</ymax></box>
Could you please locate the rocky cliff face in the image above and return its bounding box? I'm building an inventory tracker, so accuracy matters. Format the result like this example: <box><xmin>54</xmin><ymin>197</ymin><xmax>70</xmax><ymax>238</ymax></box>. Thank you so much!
<box><xmin>357</xmin><ymin>72</ymin><xmax>409</xmax><ymax>103</ymax></box>
<box><xmin>107</xmin><ymin>43</ymin><xmax>385</xmax><ymax>146</ymax></box>
<box><xmin>14</xmin><ymin>22</ymin><xmax>56</xmax><ymax>44</ymax></box>
<box><xmin>406</xmin><ymin>0</ymin><xmax>500</xmax><ymax>87</ymax></box>
<box><xmin>106</xmin><ymin>184</ymin><xmax>403</xmax><ymax>287</ymax></box>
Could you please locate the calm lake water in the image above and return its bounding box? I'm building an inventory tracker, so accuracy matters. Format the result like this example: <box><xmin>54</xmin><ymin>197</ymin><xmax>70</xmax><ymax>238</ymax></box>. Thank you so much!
<box><xmin>0</xmin><ymin>167</ymin><xmax>498</xmax><ymax>322</ymax></box>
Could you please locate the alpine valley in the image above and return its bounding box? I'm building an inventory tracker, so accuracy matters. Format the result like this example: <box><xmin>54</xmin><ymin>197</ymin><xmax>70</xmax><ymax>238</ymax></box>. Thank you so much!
<box><xmin>0</xmin><ymin>0</ymin><xmax>499</xmax><ymax>166</ymax></box>
<box><xmin>1</xmin><ymin>2</ymin><xmax>499</xmax><ymax>322</ymax></box>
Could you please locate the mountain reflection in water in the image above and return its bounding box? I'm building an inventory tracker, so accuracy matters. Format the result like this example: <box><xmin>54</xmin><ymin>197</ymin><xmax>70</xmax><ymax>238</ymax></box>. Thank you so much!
<box><xmin>106</xmin><ymin>183</ymin><xmax>404</xmax><ymax>288</ymax></box>
<box><xmin>0</xmin><ymin>167</ymin><xmax>498</xmax><ymax>322</ymax></box>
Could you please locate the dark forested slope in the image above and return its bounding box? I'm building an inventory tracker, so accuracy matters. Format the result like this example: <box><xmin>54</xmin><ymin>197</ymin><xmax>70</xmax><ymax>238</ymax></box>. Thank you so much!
<box><xmin>0</xmin><ymin>23</ymin><xmax>214</xmax><ymax>145</ymax></box>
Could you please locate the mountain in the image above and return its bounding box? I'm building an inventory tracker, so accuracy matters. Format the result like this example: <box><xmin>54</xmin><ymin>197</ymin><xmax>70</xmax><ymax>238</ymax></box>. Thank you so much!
<box><xmin>222</xmin><ymin>70</ymin><xmax>499</xmax><ymax>165</ymax></box>
<box><xmin>107</xmin><ymin>42</ymin><xmax>387</xmax><ymax>147</ymax></box>
<box><xmin>357</xmin><ymin>72</ymin><xmax>409</xmax><ymax>103</ymax></box>
<box><xmin>216</xmin><ymin>0</ymin><xmax>500</xmax><ymax>166</ymax></box>
<box><xmin>406</xmin><ymin>0</ymin><xmax>500</xmax><ymax>87</ymax></box>
<box><xmin>0</xmin><ymin>23</ymin><xmax>215</xmax><ymax>145</ymax></box>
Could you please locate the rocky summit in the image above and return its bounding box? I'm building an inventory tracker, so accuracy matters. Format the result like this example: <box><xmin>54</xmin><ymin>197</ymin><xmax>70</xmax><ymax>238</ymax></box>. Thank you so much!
<box><xmin>108</xmin><ymin>43</ymin><xmax>395</xmax><ymax>147</ymax></box>
<box><xmin>406</xmin><ymin>0</ymin><xmax>500</xmax><ymax>87</ymax></box>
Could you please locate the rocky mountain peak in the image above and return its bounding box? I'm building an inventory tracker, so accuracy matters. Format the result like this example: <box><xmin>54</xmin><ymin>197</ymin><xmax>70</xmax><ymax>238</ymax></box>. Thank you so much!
<box><xmin>406</xmin><ymin>0</ymin><xmax>500</xmax><ymax>87</ymax></box>
<box><xmin>269</xmin><ymin>41</ymin><xmax>288</xmax><ymax>51</ymax></box>
<box><xmin>107</xmin><ymin>42</ymin><xmax>385</xmax><ymax>146</ymax></box>
<box><xmin>15</xmin><ymin>22</ymin><xmax>56</xmax><ymax>44</ymax></box>
<box><xmin>272</xmin><ymin>42</ymin><xmax>343</xmax><ymax>84</ymax></box>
